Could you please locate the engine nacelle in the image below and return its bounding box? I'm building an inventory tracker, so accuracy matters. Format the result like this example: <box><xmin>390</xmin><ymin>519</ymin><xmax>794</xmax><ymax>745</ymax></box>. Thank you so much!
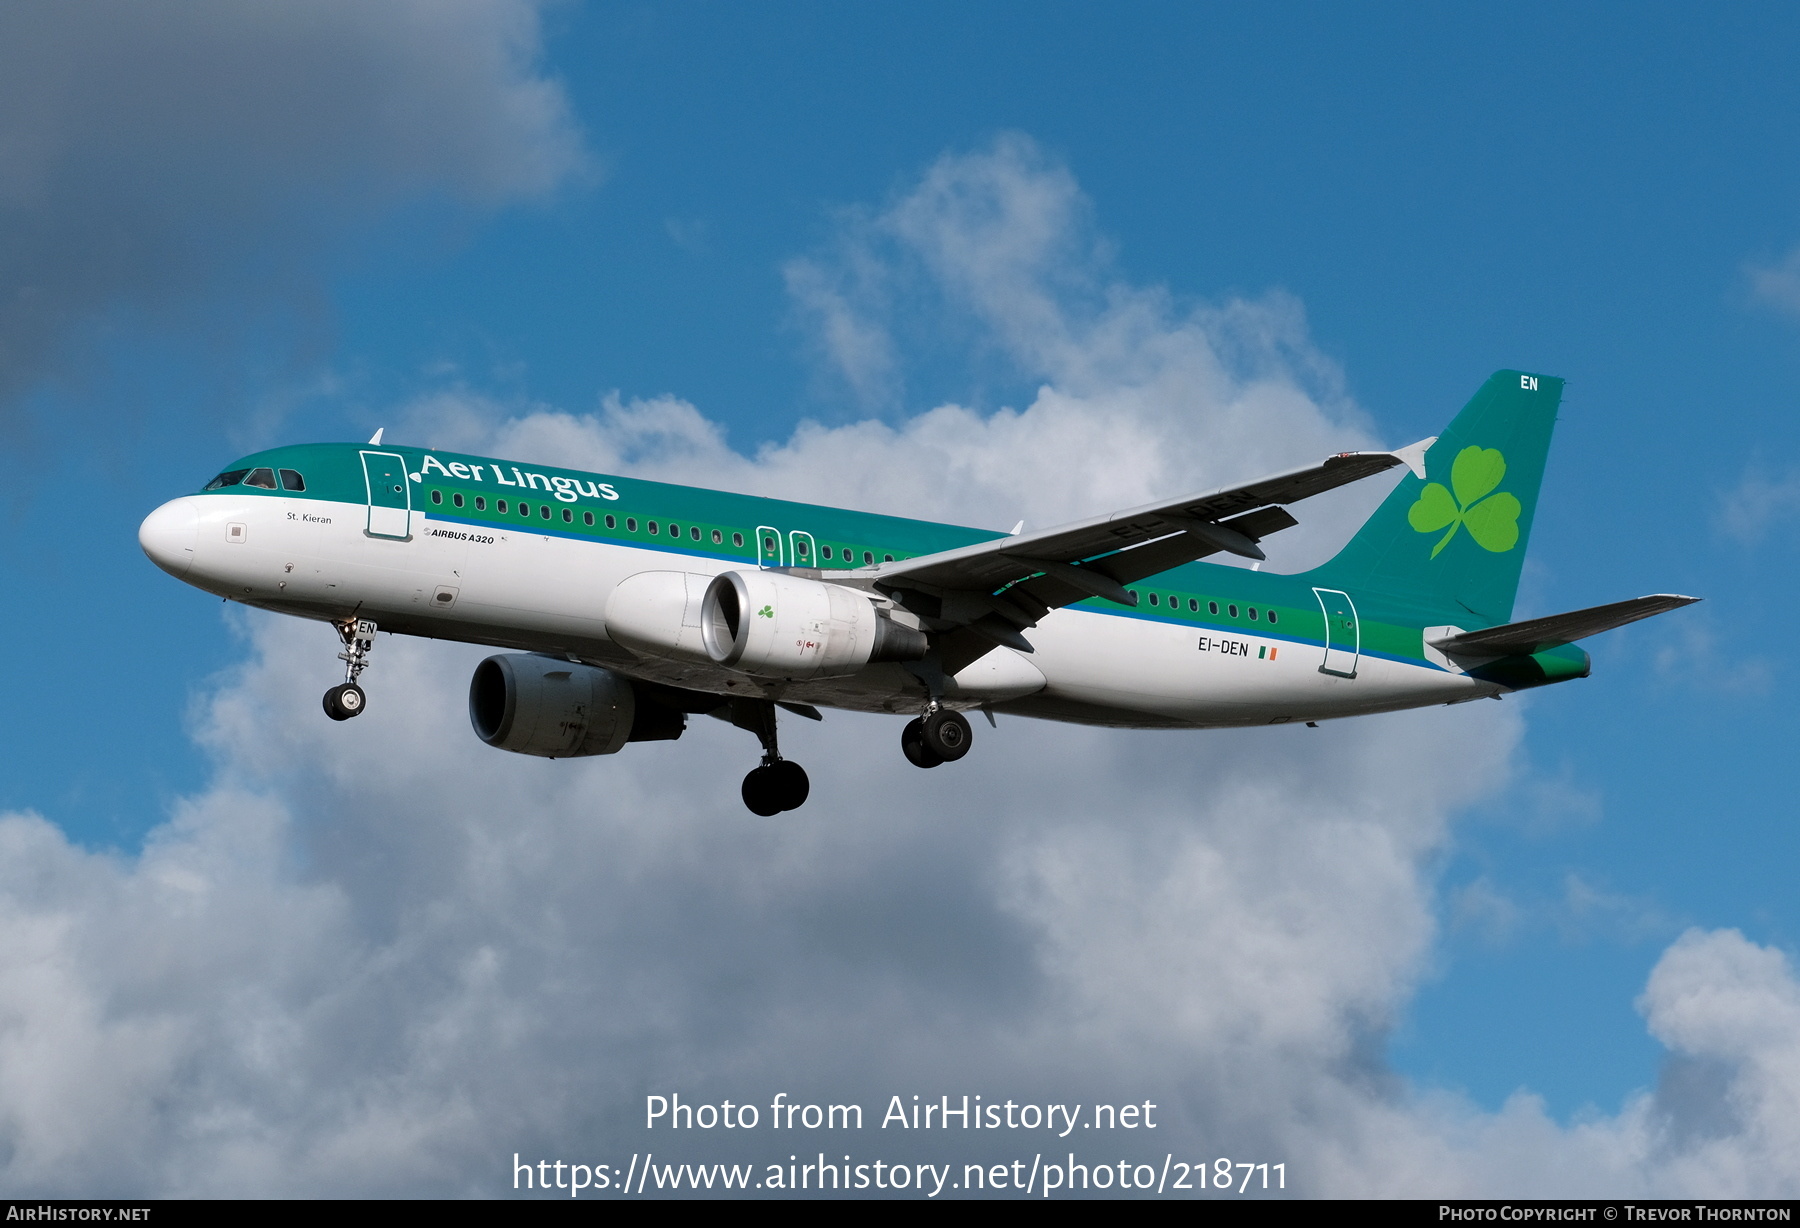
<box><xmin>700</xmin><ymin>570</ymin><xmax>927</xmax><ymax>679</ymax></box>
<box><xmin>603</xmin><ymin>571</ymin><xmax>712</xmax><ymax>661</ymax></box>
<box><xmin>468</xmin><ymin>654</ymin><xmax>684</xmax><ymax>758</ymax></box>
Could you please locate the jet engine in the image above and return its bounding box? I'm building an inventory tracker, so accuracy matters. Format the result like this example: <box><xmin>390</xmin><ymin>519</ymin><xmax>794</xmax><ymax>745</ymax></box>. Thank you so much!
<box><xmin>468</xmin><ymin>654</ymin><xmax>685</xmax><ymax>758</ymax></box>
<box><xmin>603</xmin><ymin>571</ymin><xmax>712</xmax><ymax>661</ymax></box>
<box><xmin>700</xmin><ymin>569</ymin><xmax>927</xmax><ymax>679</ymax></box>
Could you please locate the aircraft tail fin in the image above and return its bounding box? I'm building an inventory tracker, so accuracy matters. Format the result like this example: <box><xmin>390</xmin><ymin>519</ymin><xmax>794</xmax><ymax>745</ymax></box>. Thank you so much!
<box><xmin>1302</xmin><ymin>370</ymin><xmax>1564</xmax><ymax>623</ymax></box>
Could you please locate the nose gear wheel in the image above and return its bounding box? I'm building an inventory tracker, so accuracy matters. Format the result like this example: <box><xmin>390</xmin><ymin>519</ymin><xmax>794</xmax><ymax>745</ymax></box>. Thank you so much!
<box><xmin>323</xmin><ymin>682</ymin><xmax>366</xmax><ymax>721</ymax></box>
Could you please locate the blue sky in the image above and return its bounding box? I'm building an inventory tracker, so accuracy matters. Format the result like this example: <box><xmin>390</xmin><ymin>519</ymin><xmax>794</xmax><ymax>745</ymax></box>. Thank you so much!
<box><xmin>2</xmin><ymin>1</ymin><xmax>1799</xmax><ymax>1196</ymax></box>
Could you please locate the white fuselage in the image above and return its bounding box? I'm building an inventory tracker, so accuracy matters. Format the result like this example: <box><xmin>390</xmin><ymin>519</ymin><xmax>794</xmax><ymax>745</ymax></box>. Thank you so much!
<box><xmin>142</xmin><ymin>493</ymin><xmax>1499</xmax><ymax>728</ymax></box>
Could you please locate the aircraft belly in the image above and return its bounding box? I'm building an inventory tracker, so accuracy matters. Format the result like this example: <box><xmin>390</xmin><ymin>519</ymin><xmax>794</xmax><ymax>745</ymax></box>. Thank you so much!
<box><xmin>1025</xmin><ymin>607</ymin><xmax>1486</xmax><ymax>726</ymax></box>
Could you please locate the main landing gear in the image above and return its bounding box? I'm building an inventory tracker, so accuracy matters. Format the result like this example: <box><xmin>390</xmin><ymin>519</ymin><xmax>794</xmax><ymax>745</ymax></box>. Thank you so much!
<box><xmin>901</xmin><ymin>706</ymin><xmax>972</xmax><ymax>769</ymax></box>
<box><xmin>729</xmin><ymin>698</ymin><xmax>810</xmax><ymax>815</ymax></box>
<box><xmin>324</xmin><ymin>617</ymin><xmax>377</xmax><ymax>721</ymax></box>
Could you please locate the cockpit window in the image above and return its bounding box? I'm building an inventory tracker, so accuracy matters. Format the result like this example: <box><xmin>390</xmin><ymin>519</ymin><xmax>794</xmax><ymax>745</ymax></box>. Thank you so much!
<box><xmin>279</xmin><ymin>468</ymin><xmax>306</xmax><ymax>492</ymax></box>
<box><xmin>244</xmin><ymin>468</ymin><xmax>277</xmax><ymax>489</ymax></box>
<box><xmin>203</xmin><ymin>469</ymin><xmax>250</xmax><ymax>491</ymax></box>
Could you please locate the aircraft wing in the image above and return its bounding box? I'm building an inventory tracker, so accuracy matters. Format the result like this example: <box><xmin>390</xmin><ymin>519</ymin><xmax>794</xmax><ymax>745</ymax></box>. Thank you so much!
<box><xmin>859</xmin><ymin>439</ymin><xmax>1433</xmax><ymax>670</ymax></box>
<box><xmin>1427</xmin><ymin>594</ymin><xmax>1701</xmax><ymax>658</ymax></box>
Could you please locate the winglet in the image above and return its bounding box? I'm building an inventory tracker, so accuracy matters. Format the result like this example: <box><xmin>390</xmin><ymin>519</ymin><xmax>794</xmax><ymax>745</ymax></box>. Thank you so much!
<box><xmin>367</xmin><ymin>428</ymin><xmax>385</xmax><ymax>446</ymax></box>
<box><xmin>1391</xmin><ymin>436</ymin><xmax>1436</xmax><ymax>479</ymax></box>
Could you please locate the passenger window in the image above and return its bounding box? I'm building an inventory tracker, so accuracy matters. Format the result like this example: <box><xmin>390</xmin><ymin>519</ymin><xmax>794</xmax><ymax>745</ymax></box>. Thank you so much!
<box><xmin>1188</xmin><ymin>598</ymin><xmax>1198</xmax><ymax>612</ymax></box>
<box><xmin>203</xmin><ymin>469</ymin><xmax>250</xmax><ymax>491</ymax></box>
<box><xmin>244</xmin><ymin>468</ymin><xmax>277</xmax><ymax>489</ymax></box>
<box><xmin>711</xmin><ymin>529</ymin><xmax>722</xmax><ymax>544</ymax></box>
<box><xmin>497</xmin><ymin>500</ymin><xmax>508</xmax><ymax>514</ymax></box>
<box><xmin>1168</xmin><ymin>594</ymin><xmax>1177</xmax><ymax>608</ymax></box>
<box><xmin>1267</xmin><ymin>610</ymin><xmax>1278</xmax><ymax>625</ymax></box>
<box><xmin>883</xmin><ymin>554</ymin><xmax>893</xmax><ymax>562</ymax></box>
<box><xmin>540</xmin><ymin>505</ymin><xmax>551</xmax><ymax>520</ymax></box>
<box><xmin>1228</xmin><ymin>604</ymin><xmax>1239</xmax><ymax>618</ymax></box>
<box><xmin>822</xmin><ymin>546</ymin><xmax>833</xmax><ymax>560</ymax></box>
<box><xmin>863</xmin><ymin>551</ymin><xmax>873</xmax><ymax>565</ymax></box>
<box><xmin>763</xmin><ymin>535</ymin><xmax>776</xmax><ymax>551</ymax></box>
<box><xmin>669</xmin><ymin>523</ymin><xmax>680</xmax><ymax>537</ymax></box>
<box><xmin>604</xmin><ymin>514</ymin><xmax>615</xmax><ymax>529</ymax></box>
<box><xmin>732</xmin><ymin>532</ymin><xmax>744</xmax><ymax>547</ymax></box>
<box><xmin>475</xmin><ymin>497</ymin><xmax>486</xmax><ymax>511</ymax></box>
<box><xmin>520</xmin><ymin>503</ymin><xmax>531</xmax><ymax>517</ymax></box>
<box><xmin>691</xmin><ymin>526</ymin><xmax>701</xmax><ymax>540</ymax></box>
<box><xmin>1148</xmin><ymin>593</ymin><xmax>1159</xmax><ymax>606</ymax></box>
<box><xmin>795</xmin><ymin>540</ymin><xmax>809</xmax><ymax>559</ymax></box>
<box><xmin>279</xmin><ymin>469</ymin><xmax>306</xmax><ymax>492</ymax></box>
<box><xmin>649</xmin><ymin>521</ymin><xmax>659</xmax><ymax>534</ymax></box>
<box><xmin>453</xmin><ymin>493</ymin><xmax>465</xmax><ymax>508</ymax></box>
<box><xmin>562</xmin><ymin>508</ymin><xmax>572</xmax><ymax>523</ymax></box>
<box><xmin>584</xmin><ymin>511</ymin><xmax>594</xmax><ymax>526</ymax></box>
<box><xmin>1208</xmin><ymin>601</ymin><xmax>1218</xmax><ymax>615</ymax></box>
<box><xmin>430</xmin><ymin>490</ymin><xmax>442</xmax><ymax>505</ymax></box>
<box><xmin>1248</xmin><ymin>607</ymin><xmax>1258</xmax><ymax>620</ymax></box>
<box><xmin>626</xmin><ymin>518</ymin><xmax>637</xmax><ymax>532</ymax></box>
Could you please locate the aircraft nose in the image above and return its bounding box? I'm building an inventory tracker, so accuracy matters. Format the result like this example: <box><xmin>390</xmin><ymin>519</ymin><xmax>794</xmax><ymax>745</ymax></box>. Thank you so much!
<box><xmin>139</xmin><ymin>498</ymin><xmax>199</xmax><ymax>579</ymax></box>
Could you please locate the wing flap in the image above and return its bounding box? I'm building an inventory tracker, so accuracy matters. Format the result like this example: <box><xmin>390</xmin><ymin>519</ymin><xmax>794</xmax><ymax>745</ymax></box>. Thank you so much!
<box><xmin>1428</xmin><ymin>594</ymin><xmax>1701</xmax><ymax>657</ymax></box>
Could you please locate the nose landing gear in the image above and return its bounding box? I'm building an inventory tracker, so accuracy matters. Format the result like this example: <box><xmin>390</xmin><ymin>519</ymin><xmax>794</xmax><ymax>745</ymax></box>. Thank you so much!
<box><xmin>324</xmin><ymin>617</ymin><xmax>377</xmax><ymax>721</ymax></box>
<box><xmin>901</xmin><ymin>706</ymin><xmax>972</xmax><ymax>769</ymax></box>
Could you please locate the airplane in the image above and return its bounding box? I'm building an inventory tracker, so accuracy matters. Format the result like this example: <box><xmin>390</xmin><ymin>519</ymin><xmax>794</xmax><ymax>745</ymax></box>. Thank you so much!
<box><xmin>138</xmin><ymin>371</ymin><xmax>1696</xmax><ymax>815</ymax></box>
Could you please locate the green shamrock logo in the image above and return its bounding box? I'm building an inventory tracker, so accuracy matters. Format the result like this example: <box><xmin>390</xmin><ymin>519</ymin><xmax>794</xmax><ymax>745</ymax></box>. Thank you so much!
<box><xmin>1407</xmin><ymin>446</ymin><xmax>1522</xmax><ymax>558</ymax></box>
<box><xmin>757</xmin><ymin>605</ymin><xmax>775</xmax><ymax>619</ymax></box>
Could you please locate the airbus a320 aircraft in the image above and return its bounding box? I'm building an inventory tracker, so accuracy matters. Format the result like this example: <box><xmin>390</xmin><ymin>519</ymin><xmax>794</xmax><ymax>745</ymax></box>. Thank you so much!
<box><xmin>140</xmin><ymin>371</ymin><xmax>1694</xmax><ymax>814</ymax></box>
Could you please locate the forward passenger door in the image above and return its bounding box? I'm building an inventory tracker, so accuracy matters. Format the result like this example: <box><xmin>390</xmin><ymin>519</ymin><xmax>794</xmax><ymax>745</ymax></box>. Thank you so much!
<box><xmin>362</xmin><ymin>451</ymin><xmax>412</xmax><ymax>540</ymax></box>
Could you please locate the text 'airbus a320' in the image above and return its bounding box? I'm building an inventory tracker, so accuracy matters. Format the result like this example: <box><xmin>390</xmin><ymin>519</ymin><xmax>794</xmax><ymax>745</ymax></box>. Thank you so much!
<box><xmin>139</xmin><ymin>371</ymin><xmax>1695</xmax><ymax>814</ymax></box>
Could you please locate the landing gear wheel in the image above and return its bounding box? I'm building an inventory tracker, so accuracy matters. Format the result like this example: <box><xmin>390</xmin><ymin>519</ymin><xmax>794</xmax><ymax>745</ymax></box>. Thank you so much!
<box><xmin>323</xmin><ymin>682</ymin><xmax>366</xmax><ymax>721</ymax></box>
<box><xmin>742</xmin><ymin>760</ymin><xmax>810</xmax><ymax>815</ymax></box>
<box><xmin>921</xmin><ymin>710</ymin><xmax>972</xmax><ymax>761</ymax></box>
<box><xmin>767</xmin><ymin>759</ymin><xmax>810</xmax><ymax>810</ymax></box>
<box><xmin>742</xmin><ymin>767</ymin><xmax>782</xmax><ymax>816</ymax></box>
<box><xmin>901</xmin><ymin>718</ymin><xmax>943</xmax><ymax>769</ymax></box>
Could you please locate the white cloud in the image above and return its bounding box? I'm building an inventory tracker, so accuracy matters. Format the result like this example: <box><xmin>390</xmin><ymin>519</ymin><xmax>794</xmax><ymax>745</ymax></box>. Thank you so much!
<box><xmin>1652</xmin><ymin>615</ymin><xmax>1774</xmax><ymax>697</ymax></box>
<box><xmin>1635</xmin><ymin>930</ymin><xmax>1800</xmax><ymax>1194</ymax></box>
<box><xmin>1717</xmin><ymin>465</ymin><xmax>1800</xmax><ymax>543</ymax></box>
<box><xmin>783</xmin><ymin>248</ymin><xmax>900</xmax><ymax>410</ymax></box>
<box><xmin>2</xmin><ymin>137</ymin><xmax>1795</xmax><ymax>1197</ymax></box>
<box><xmin>0</xmin><ymin>0</ymin><xmax>582</xmax><ymax>414</ymax></box>
<box><xmin>1747</xmin><ymin>246</ymin><xmax>1800</xmax><ymax>317</ymax></box>
<box><xmin>1449</xmin><ymin>877</ymin><xmax>1524</xmax><ymax>946</ymax></box>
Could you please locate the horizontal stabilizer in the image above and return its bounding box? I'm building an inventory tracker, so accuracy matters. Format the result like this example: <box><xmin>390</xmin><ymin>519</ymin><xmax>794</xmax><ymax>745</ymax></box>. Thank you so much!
<box><xmin>1428</xmin><ymin>594</ymin><xmax>1700</xmax><ymax>657</ymax></box>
